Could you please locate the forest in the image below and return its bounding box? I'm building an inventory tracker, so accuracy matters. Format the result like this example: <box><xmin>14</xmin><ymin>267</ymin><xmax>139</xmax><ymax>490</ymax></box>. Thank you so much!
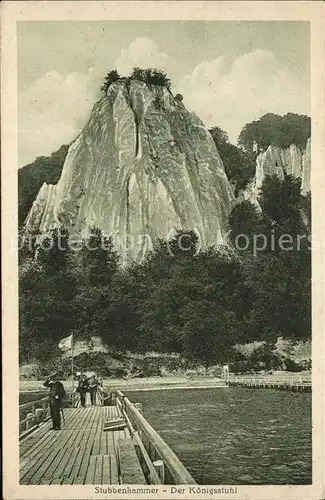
<box><xmin>19</xmin><ymin>172</ymin><xmax>311</xmax><ymax>374</ymax></box>
<box><xmin>18</xmin><ymin>89</ymin><xmax>311</xmax><ymax>375</ymax></box>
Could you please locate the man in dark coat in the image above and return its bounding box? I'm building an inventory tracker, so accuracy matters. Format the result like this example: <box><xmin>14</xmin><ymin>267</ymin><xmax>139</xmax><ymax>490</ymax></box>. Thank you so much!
<box><xmin>44</xmin><ymin>372</ymin><xmax>66</xmax><ymax>430</ymax></box>
<box><xmin>89</xmin><ymin>375</ymin><xmax>99</xmax><ymax>405</ymax></box>
<box><xmin>77</xmin><ymin>373</ymin><xmax>89</xmax><ymax>407</ymax></box>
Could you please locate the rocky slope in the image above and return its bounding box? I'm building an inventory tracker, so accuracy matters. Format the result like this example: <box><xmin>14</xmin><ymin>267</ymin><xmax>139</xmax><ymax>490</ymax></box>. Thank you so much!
<box><xmin>25</xmin><ymin>80</ymin><xmax>234</xmax><ymax>264</ymax></box>
<box><xmin>241</xmin><ymin>139</ymin><xmax>311</xmax><ymax>206</ymax></box>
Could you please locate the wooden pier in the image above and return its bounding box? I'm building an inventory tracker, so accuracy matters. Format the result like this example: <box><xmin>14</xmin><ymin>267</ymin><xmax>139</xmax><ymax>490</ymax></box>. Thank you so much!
<box><xmin>19</xmin><ymin>390</ymin><xmax>196</xmax><ymax>485</ymax></box>
<box><xmin>228</xmin><ymin>375</ymin><xmax>311</xmax><ymax>393</ymax></box>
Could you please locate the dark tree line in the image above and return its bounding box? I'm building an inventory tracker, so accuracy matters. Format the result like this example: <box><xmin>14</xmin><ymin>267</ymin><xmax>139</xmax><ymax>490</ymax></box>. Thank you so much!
<box><xmin>229</xmin><ymin>175</ymin><xmax>311</xmax><ymax>344</ymax></box>
<box><xmin>19</xmin><ymin>175</ymin><xmax>311</xmax><ymax>369</ymax></box>
<box><xmin>238</xmin><ymin>113</ymin><xmax>310</xmax><ymax>152</ymax></box>
<box><xmin>209</xmin><ymin>126</ymin><xmax>256</xmax><ymax>193</ymax></box>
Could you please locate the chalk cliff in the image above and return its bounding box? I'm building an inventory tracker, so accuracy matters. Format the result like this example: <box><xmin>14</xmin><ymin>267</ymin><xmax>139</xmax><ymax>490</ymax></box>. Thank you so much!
<box><xmin>256</xmin><ymin>139</ymin><xmax>311</xmax><ymax>194</ymax></box>
<box><xmin>25</xmin><ymin>80</ymin><xmax>234</xmax><ymax>263</ymax></box>
<box><xmin>242</xmin><ymin>138</ymin><xmax>311</xmax><ymax>206</ymax></box>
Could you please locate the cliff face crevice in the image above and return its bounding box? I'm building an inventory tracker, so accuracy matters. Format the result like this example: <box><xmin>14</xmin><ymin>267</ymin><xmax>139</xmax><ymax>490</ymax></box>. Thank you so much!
<box><xmin>24</xmin><ymin>80</ymin><xmax>234</xmax><ymax>264</ymax></box>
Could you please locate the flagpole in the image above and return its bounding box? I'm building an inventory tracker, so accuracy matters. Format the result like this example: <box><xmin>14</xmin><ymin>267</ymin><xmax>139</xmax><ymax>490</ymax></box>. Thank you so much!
<box><xmin>71</xmin><ymin>333</ymin><xmax>74</xmax><ymax>393</ymax></box>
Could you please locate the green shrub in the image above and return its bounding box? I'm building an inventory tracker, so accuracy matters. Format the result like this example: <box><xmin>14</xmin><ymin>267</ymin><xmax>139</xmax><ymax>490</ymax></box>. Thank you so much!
<box><xmin>283</xmin><ymin>358</ymin><xmax>305</xmax><ymax>372</ymax></box>
<box><xmin>101</xmin><ymin>70</ymin><xmax>121</xmax><ymax>93</ymax></box>
<box><xmin>130</xmin><ymin>67</ymin><xmax>171</xmax><ymax>89</ymax></box>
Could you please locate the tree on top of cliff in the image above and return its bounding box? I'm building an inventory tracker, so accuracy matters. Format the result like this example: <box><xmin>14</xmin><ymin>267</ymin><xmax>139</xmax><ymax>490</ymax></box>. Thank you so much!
<box><xmin>238</xmin><ymin>113</ymin><xmax>311</xmax><ymax>152</ymax></box>
<box><xmin>100</xmin><ymin>69</ymin><xmax>121</xmax><ymax>93</ymax></box>
<box><xmin>130</xmin><ymin>67</ymin><xmax>171</xmax><ymax>89</ymax></box>
<box><xmin>100</xmin><ymin>67</ymin><xmax>172</xmax><ymax>93</ymax></box>
<box><xmin>209</xmin><ymin>126</ymin><xmax>229</xmax><ymax>145</ymax></box>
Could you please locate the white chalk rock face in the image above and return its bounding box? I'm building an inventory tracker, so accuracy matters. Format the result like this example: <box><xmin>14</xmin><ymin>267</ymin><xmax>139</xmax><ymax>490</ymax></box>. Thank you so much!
<box><xmin>25</xmin><ymin>183</ymin><xmax>58</xmax><ymax>232</ymax></box>
<box><xmin>301</xmin><ymin>138</ymin><xmax>311</xmax><ymax>195</ymax></box>
<box><xmin>25</xmin><ymin>80</ymin><xmax>234</xmax><ymax>264</ymax></box>
<box><xmin>256</xmin><ymin>141</ymin><xmax>311</xmax><ymax>191</ymax></box>
<box><xmin>243</xmin><ymin>139</ymin><xmax>311</xmax><ymax>205</ymax></box>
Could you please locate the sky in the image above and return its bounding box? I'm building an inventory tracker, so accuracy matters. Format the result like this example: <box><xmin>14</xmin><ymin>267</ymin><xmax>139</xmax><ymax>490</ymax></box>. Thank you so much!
<box><xmin>18</xmin><ymin>21</ymin><xmax>310</xmax><ymax>167</ymax></box>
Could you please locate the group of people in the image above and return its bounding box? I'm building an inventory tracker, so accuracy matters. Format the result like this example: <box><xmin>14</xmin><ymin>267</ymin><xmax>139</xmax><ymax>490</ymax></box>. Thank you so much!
<box><xmin>43</xmin><ymin>371</ymin><xmax>103</xmax><ymax>430</ymax></box>
<box><xmin>76</xmin><ymin>373</ymin><xmax>102</xmax><ymax>407</ymax></box>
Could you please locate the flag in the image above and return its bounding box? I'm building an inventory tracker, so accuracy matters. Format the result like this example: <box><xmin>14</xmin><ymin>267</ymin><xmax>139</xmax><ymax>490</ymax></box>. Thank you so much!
<box><xmin>58</xmin><ymin>334</ymin><xmax>73</xmax><ymax>352</ymax></box>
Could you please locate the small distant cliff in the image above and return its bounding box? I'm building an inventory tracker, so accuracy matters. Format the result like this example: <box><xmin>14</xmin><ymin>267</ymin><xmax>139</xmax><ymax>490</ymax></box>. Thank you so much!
<box><xmin>241</xmin><ymin>139</ymin><xmax>311</xmax><ymax>206</ymax></box>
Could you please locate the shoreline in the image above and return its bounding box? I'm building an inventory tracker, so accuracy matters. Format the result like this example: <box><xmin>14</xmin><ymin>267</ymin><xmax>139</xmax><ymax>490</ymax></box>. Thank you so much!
<box><xmin>19</xmin><ymin>371</ymin><xmax>311</xmax><ymax>394</ymax></box>
<box><xmin>20</xmin><ymin>376</ymin><xmax>227</xmax><ymax>393</ymax></box>
<box><xmin>110</xmin><ymin>383</ymin><xmax>228</xmax><ymax>392</ymax></box>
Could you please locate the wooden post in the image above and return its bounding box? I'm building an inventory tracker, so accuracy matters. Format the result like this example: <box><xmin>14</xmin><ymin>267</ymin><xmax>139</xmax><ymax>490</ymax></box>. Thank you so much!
<box><xmin>25</xmin><ymin>412</ymin><xmax>34</xmax><ymax>431</ymax></box>
<box><xmin>35</xmin><ymin>408</ymin><xmax>44</xmax><ymax>424</ymax></box>
<box><xmin>134</xmin><ymin>403</ymin><xmax>143</xmax><ymax>439</ymax></box>
<box><xmin>41</xmin><ymin>399</ymin><xmax>49</xmax><ymax>417</ymax></box>
<box><xmin>134</xmin><ymin>403</ymin><xmax>143</xmax><ymax>414</ymax></box>
<box><xmin>153</xmin><ymin>459</ymin><xmax>165</xmax><ymax>483</ymax></box>
<box><xmin>111</xmin><ymin>391</ymin><xmax>116</xmax><ymax>406</ymax></box>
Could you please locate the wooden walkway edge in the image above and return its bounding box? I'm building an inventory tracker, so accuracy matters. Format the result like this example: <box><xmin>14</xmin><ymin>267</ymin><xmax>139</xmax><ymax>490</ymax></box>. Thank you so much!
<box><xmin>19</xmin><ymin>393</ymin><xmax>196</xmax><ymax>486</ymax></box>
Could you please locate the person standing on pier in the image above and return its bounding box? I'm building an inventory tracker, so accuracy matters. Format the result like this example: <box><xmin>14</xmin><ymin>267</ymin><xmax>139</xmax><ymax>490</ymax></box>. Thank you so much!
<box><xmin>44</xmin><ymin>372</ymin><xmax>66</xmax><ymax>430</ymax></box>
<box><xmin>89</xmin><ymin>375</ymin><xmax>99</xmax><ymax>405</ymax></box>
<box><xmin>77</xmin><ymin>373</ymin><xmax>89</xmax><ymax>407</ymax></box>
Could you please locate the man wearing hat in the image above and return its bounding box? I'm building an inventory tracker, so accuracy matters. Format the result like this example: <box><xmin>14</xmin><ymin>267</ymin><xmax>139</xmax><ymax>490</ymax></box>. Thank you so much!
<box><xmin>44</xmin><ymin>372</ymin><xmax>66</xmax><ymax>430</ymax></box>
<box><xmin>76</xmin><ymin>372</ymin><xmax>89</xmax><ymax>407</ymax></box>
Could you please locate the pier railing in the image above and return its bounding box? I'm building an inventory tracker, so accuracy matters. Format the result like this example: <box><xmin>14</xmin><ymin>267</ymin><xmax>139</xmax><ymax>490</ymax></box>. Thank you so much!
<box><xmin>115</xmin><ymin>390</ymin><xmax>196</xmax><ymax>485</ymax></box>
<box><xmin>19</xmin><ymin>391</ymin><xmax>78</xmax><ymax>438</ymax></box>
<box><xmin>228</xmin><ymin>374</ymin><xmax>311</xmax><ymax>384</ymax></box>
<box><xmin>227</xmin><ymin>373</ymin><xmax>311</xmax><ymax>392</ymax></box>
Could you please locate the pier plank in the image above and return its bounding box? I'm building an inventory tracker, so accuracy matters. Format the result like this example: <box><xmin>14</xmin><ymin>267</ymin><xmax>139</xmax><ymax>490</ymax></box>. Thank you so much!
<box><xmin>20</xmin><ymin>408</ymin><xmax>78</xmax><ymax>461</ymax></box>
<box><xmin>76</xmin><ymin>428</ymin><xmax>97</xmax><ymax>480</ymax></box>
<box><xmin>26</xmin><ymin>442</ymin><xmax>63</xmax><ymax>484</ymax></box>
<box><xmin>92</xmin><ymin>408</ymin><xmax>103</xmax><ymax>455</ymax></box>
<box><xmin>20</xmin><ymin>427</ymin><xmax>75</xmax><ymax>480</ymax></box>
<box><xmin>85</xmin><ymin>456</ymin><xmax>97</xmax><ymax>484</ymax></box>
<box><xmin>69</xmin><ymin>433</ymin><xmax>91</xmax><ymax>479</ymax></box>
<box><xmin>28</xmin><ymin>426</ymin><xmax>78</xmax><ymax>483</ymax></box>
<box><xmin>36</xmin><ymin>430</ymin><xmax>76</xmax><ymax>483</ymax></box>
<box><xmin>119</xmin><ymin>436</ymin><xmax>147</xmax><ymax>484</ymax></box>
<box><xmin>50</xmin><ymin>430</ymin><xmax>84</xmax><ymax>482</ymax></box>
<box><xmin>94</xmin><ymin>454</ymin><xmax>104</xmax><ymax>484</ymax></box>
<box><xmin>102</xmin><ymin>454</ymin><xmax>110</xmax><ymax>484</ymax></box>
<box><xmin>110</xmin><ymin>446</ymin><xmax>119</xmax><ymax>484</ymax></box>
<box><xmin>19</xmin><ymin>396</ymin><xmax>196</xmax><ymax>486</ymax></box>
<box><xmin>20</xmin><ymin>410</ymin><xmax>84</xmax><ymax>471</ymax></box>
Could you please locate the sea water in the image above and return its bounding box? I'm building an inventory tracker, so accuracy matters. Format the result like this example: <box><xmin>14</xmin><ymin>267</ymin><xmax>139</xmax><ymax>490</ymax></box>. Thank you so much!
<box><xmin>124</xmin><ymin>387</ymin><xmax>312</xmax><ymax>485</ymax></box>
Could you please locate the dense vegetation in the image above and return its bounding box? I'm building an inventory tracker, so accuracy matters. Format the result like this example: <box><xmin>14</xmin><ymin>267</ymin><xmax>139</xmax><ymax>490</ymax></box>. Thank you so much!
<box><xmin>17</xmin><ymin>88</ymin><xmax>311</xmax><ymax>375</ymax></box>
<box><xmin>209</xmin><ymin>126</ymin><xmax>256</xmax><ymax>193</ymax></box>
<box><xmin>101</xmin><ymin>67</ymin><xmax>172</xmax><ymax>94</ymax></box>
<box><xmin>238</xmin><ymin>113</ymin><xmax>311</xmax><ymax>152</ymax></box>
<box><xmin>18</xmin><ymin>145</ymin><xmax>69</xmax><ymax>225</ymax></box>
<box><xmin>19</xmin><ymin>174</ymin><xmax>311</xmax><ymax>373</ymax></box>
